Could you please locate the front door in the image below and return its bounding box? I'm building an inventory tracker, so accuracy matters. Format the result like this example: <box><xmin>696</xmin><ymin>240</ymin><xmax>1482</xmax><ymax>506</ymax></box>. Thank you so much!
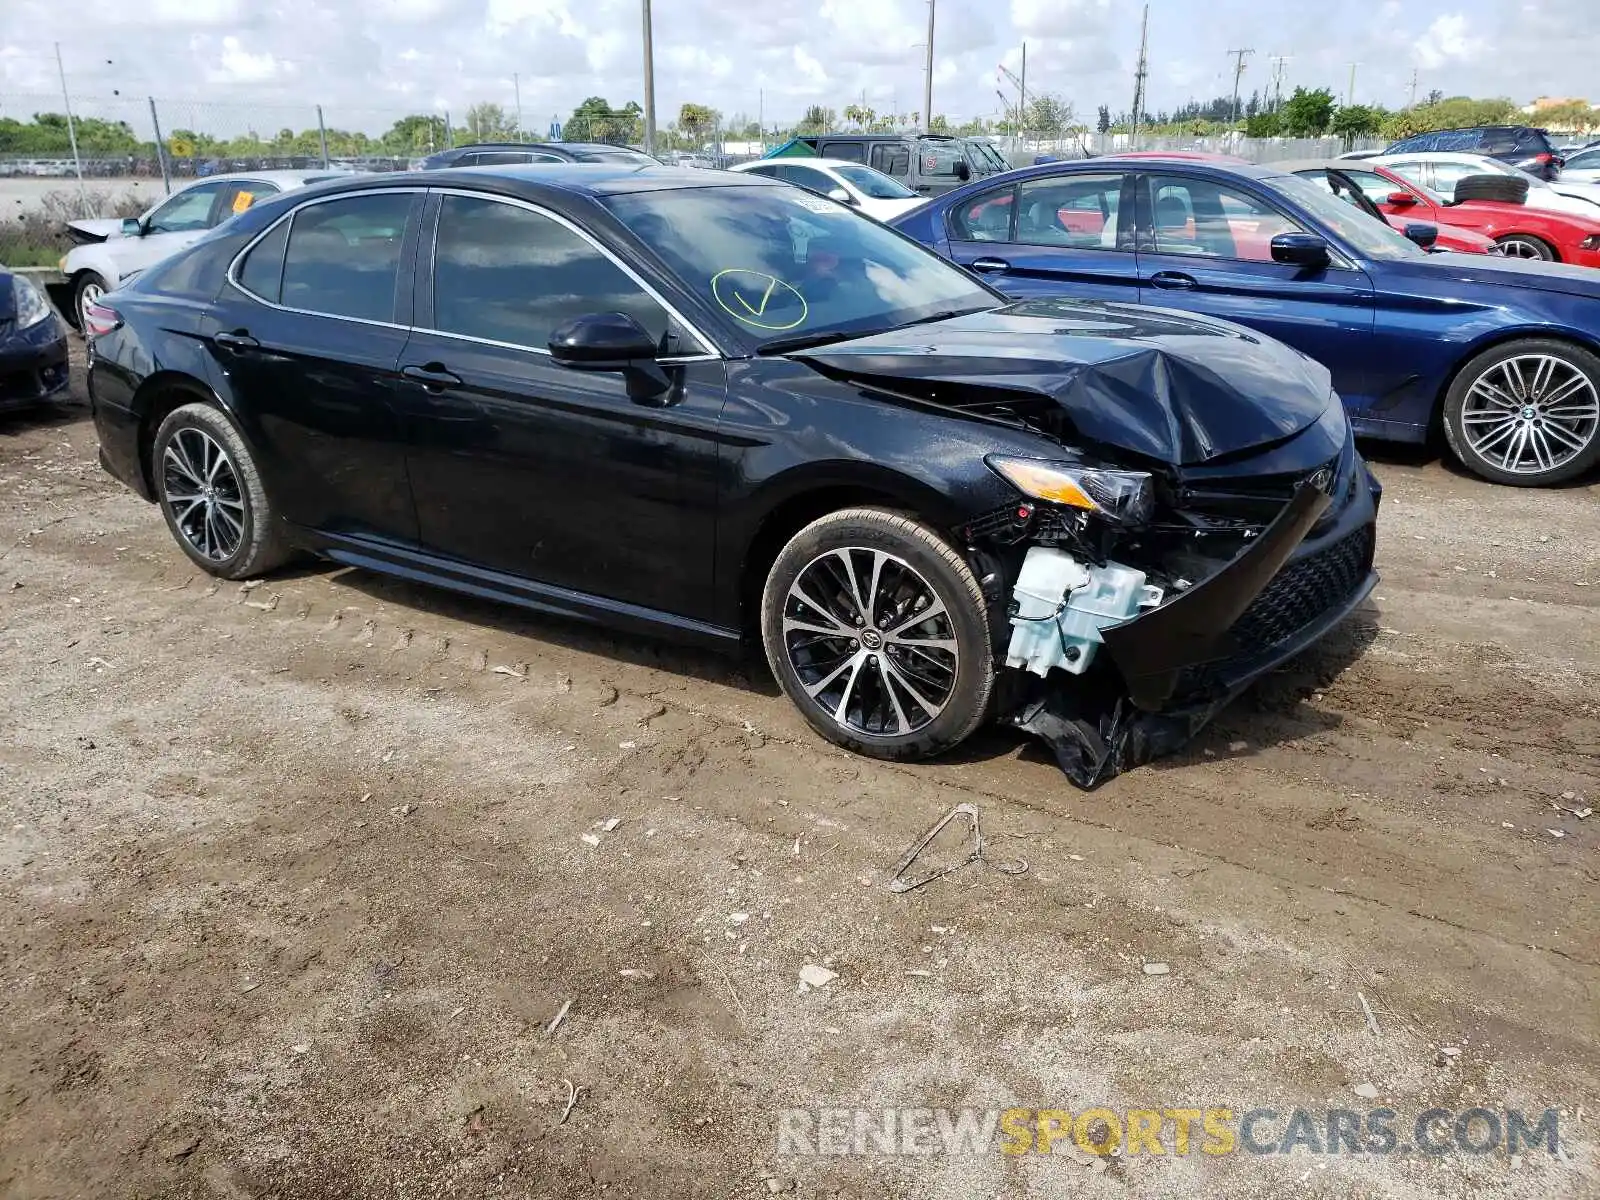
<box><xmin>396</xmin><ymin>191</ymin><xmax>726</xmax><ymax>624</ymax></box>
<box><xmin>945</xmin><ymin>172</ymin><xmax>1142</xmax><ymax>305</ymax></box>
<box><xmin>1133</xmin><ymin>172</ymin><xmax>1378</xmax><ymax>409</ymax></box>
<box><xmin>204</xmin><ymin>189</ymin><xmax>422</xmax><ymax>544</ymax></box>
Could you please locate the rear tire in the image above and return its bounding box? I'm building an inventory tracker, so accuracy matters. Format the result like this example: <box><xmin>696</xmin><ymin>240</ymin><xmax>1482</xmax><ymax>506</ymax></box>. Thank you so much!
<box><xmin>1454</xmin><ymin>173</ymin><xmax>1529</xmax><ymax>205</ymax></box>
<box><xmin>1442</xmin><ymin>339</ymin><xmax>1600</xmax><ymax>486</ymax></box>
<box><xmin>760</xmin><ymin>508</ymin><xmax>994</xmax><ymax>761</ymax></box>
<box><xmin>1494</xmin><ymin>233</ymin><xmax>1556</xmax><ymax>260</ymax></box>
<box><xmin>152</xmin><ymin>402</ymin><xmax>291</xmax><ymax>578</ymax></box>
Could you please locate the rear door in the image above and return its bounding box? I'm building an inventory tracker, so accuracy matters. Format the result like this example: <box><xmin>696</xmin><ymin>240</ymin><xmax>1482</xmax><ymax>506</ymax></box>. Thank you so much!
<box><xmin>394</xmin><ymin>190</ymin><xmax>726</xmax><ymax>623</ymax></box>
<box><xmin>205</xmin><ymin>189</ymin><xmax>422</xmax><ymax>543</ymax></box>
<box><xmin>944</xmin><ymin>171</ymin><xmax>1142</xmax><ymax>304</ymax></box>
<box><xmin>1132</xmin><ymin>172</ymin><xmax>1378</xmax><ymax>407</ymax></box>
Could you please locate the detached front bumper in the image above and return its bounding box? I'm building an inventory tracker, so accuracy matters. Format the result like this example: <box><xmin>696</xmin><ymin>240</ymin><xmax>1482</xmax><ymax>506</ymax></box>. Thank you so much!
<box><xmin>0</xmin><ymin>316</ymin><xmax>71</xmax><ymax>412</ymax></box>
<box><xmin>1013</xmin><ymin>459</ymin><xmax>1380</xmax><ymax>788</ymax></box>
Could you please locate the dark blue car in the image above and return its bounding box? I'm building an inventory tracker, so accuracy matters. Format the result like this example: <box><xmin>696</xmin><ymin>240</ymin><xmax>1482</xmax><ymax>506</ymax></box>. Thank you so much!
<box><xmin>890</xmin><ymin>158</ymin><xmax>1600</xmax><ymax>486</ymax></box>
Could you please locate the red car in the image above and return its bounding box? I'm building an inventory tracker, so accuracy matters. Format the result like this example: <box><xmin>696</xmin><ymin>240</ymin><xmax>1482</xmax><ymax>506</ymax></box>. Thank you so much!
<box><xmin>1277</xmin><ymin>160</ymin><xmax>1500</xmax><ymax>254</ymax></box>
<box><xmin>1307</xmin><ymin>160</ymin><xmax>1600</xmax><ymax>266</ymax></box>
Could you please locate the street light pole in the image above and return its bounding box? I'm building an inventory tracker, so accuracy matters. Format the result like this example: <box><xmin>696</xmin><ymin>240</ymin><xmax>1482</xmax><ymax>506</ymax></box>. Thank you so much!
<box><xmin>514</xmin><ymin>73</ymin><xmax>524</xmax><ymax>142</ymax></box>
<box><xmin>922</xmin><ymin>0</ymin><xmax>935</xmax><ymax>133</ymax></box>
<box><xmin>53</xmin><ymin>43</ymin><xmax>89</xmax><ymax>216</ymax></box>
<box><xmin>641</xmin><ymin>0</ymin><xmax>657</xmax><ymax>155</ymax></box>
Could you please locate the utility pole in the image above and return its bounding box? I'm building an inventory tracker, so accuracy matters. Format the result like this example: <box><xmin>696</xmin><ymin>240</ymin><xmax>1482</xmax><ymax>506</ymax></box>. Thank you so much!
<box><xmin>1019</xmin><ymin>41</ymin><xmax>1027</xmax><ymax>143</ymax></box>
<box><xmin>1130</xmin><ymin>4</ymin><xmax>1148</xmax><ymax>149</ymax></box>
<box><xmin>514</xmin><ymin>73</ymin><xmax>524</xmax><ymax>141</ymax></box>
<box><xmin>1408</xmin><ymin>67</ymin><xmax>1419</xmax><ymax>109</ymax></box>
<box><xmin>641</xmin><ymin>0</ymin><xmax>657</xmax><ymax>155</ymax></box>
<box><xmin>316</xmin><ymin>104</ymin><xmax>330</xmax><ymax>167</ymax></box>
<box><xmin>1346</xmin><ymin>62</ymin><xmax>1359</xmax><ymax>107</ymax></box>
<box><xmin>922</xmin><ymin>0</ymin><xmax>936</xmax><ymax>134</ymax></box>
<box><xmin>1268</xmin><ymin>54</ymin><xmax>1290</xmax><ymax>113</ymax></box>
<box><xmin>147</xmin><ymin>96</ymin><xmax>171</xmax><ymax>195</ymax></box>
<box><xmin>1226</xmin><ymin>47</ymin><xmax>1254</xmax><ymax>127</ymax></box>
<box><xmin>53</xmin><ymin>43</ymin><xmax>88</xmax><ymax>216</ymax></box>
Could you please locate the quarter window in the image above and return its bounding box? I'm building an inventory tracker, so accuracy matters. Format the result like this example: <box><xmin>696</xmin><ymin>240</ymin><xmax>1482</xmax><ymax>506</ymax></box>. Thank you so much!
<box><xmin>870</xmin><ymin>143</ymin><xmax>911</xmax><ymax>177</ymax></box>
<box><xmin>235</xmin><ymin>218</ymin><xmax>291</xmax><ymax>302</ymax></box>
<box><xmin>280</xmin><ymin>193</ymin><xmax>413</xmax><ymax>322</ymax></box>
<box><xmin>1014</xmin><ymin>174</ymin><xmax>1126</xmax><ymax>250</ymax></box>
<box><xmin>1147</xmin><ymin>177</ymin><xmax>1304</xmax><ymax>262</ymax></box>
<box><xmin>432</xmin><ymin>194</ymin><xmax>668</xmax><ymax>350</ymax></box>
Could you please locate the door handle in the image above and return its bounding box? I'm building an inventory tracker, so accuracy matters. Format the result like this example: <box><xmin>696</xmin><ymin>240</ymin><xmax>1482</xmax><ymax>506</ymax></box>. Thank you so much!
<box><xmin>1150</xmin><ymin>271</ymin><xmax>1197</xmax><ymax>291</ymax></box>
<box><xmin>969</xmin><ymin>257</ymin><xmax>1011</xmax><ymax>273</ymax></box>
<box><xmin>213</xmin><ymin>330</ymin><xmax>259</xmax><ymax>351</ymax></box>
<box><xmin>401</xmin><ymin>363</ymin><xmax>463</xmax><ymax>392</ymax></box>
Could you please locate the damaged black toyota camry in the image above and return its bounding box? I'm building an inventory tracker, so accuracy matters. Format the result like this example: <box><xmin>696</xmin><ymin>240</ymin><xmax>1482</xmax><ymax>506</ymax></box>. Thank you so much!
<box><xmin>86</xmin><ymin>165</ymin><xmax>1379</xmax><ymax>786</ymax></box>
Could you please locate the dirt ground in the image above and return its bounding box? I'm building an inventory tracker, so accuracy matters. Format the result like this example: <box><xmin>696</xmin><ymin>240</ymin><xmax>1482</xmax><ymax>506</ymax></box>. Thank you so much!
<box><xmin>2</xmin><ymin>349</ymin><xmax>1597</xmax><ymax>1200</ymax></box>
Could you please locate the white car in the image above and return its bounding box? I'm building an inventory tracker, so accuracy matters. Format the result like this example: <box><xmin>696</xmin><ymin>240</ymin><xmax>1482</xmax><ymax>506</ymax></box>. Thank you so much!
<box><xmin>1368</xmin><ymin>151</ymin><xmax>1600</xmax><ymax>217</ymax></box>
<box><xmin>51</xmin><ymin>169</ymin><xmax>344</xmax><ymax>330</ymax></box>
<box><xmin>1561</xmin><ymin>144</ymin><xmax>1600</xmax><ymax>185</ymax></box>
<box><xmin>728</xmin><ymin>158</ymin><xmax>927</xmax><ymax>222</ymax></box>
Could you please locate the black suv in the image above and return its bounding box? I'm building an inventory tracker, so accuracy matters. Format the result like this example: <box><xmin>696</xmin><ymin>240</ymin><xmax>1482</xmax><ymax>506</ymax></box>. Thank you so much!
<box><xmin>770</xmin><ymin>134</ymin><xmax>1010</xmax><ymax>195</ymax></box>
<box><xmin>1381</xmin><ymin>126</ymin><xmax>1562</xmax><ymax>179</ymax></box>
<box><xmin>419</xmin><ymin>142</ymin><xmax>659</xmax><ymax>169</ymax></box>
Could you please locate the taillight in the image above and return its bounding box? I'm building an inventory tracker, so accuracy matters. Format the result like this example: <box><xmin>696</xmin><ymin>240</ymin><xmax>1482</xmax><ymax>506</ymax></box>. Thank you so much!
<box><xmin>1534</xmin><ymin>153</ymin><xmax>1553</xmax><ymax>163</ymax></box>
<box><xmin>83</xmin><ymin>301</ymin><xmax>121</xmax><ymax>339</ymax></box>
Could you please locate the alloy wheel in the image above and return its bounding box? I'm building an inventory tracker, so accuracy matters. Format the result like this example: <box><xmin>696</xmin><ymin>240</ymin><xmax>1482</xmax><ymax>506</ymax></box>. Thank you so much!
<box><xmin>1496</xmin><ymin>236</ymin><xmax>1551</xmax><ymax>260</ymax></box>
<box><xmin>77</xmin><ymin>280</ymin><xmax>104</xmax><ymax>329</ymax></box>
<box><xmin>162</xmin><ymin>427</ymin><xmax>247</xmax><ymax>561</ymax></box>
<box><xmin>1460</xmin><ymin>353</ymin><xmax>1600</xmax><ymax>476</ymax></box>
<box><xmin>781</xmin><ymin>547</ymin><xmax>960</xmax><ymax>738</ymax></box>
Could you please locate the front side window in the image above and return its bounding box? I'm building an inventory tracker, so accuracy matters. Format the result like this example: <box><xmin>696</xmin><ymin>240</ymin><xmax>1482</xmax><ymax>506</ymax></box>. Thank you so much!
<box><xmin>1266</xmin><ymin>173</ymin><xmax>1424</xmax><ymax>262</ymax></box>
<box><xmin>603</xmin><ymin>184</ymin><xmax>995</xmax><ymax>349</ymax></box>
<box><xmin>919</xmin><ymin>142</ymin><xmax>966</xmax><ymax>178</ymax></box>
<box><xmin>949</xmin><ymin>185</ymin><xmax>1016</xmax><ymax>242</ymax></box>
<box><xmin>146</xmin><ymin>182</ymin><xmax>226</xmax><ymax>234</ymax></box>
<box><xmin>1339</xmin><ymin>168</ymin><xmax>1417</xmax><ymax>206</ymax></box>
<box><xmin>1146</xmin><ymin>176</ymin><xmax>1303</xmax><ymax>261</ymax></box>
<box><xmin>280</xmin><ymin>192</ymin><xmax>413</xmax><ymax>321</ymax></box>
<box><xmin>432</xmin><ymin>194</ymin><xmax>667</xmax><ymax>349</ymax></box>
<box><xmin>1015</xmin><ymin>174</ymin><xmax>1126</xmax><ymax>250</ymax></box>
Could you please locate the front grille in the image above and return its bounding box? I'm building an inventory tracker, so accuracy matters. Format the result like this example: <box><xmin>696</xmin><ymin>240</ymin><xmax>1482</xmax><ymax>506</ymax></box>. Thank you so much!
<box><xmin>1229</xmin><ymin>523</ymin><xmax>1374</xmax><ymax>653</ymax></box>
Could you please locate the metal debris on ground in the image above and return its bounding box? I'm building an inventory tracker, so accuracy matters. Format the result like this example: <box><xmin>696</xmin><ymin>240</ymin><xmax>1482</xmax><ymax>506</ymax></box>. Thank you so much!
<box><xmin>1357</xmin><ymin>991</ymin><xmax>1382</xmax><ymax>1038</ymax></box>
<box><xmin>798</xmin><ymin>964</ymin><xmax>837</xmax><ymax>989</ymax></box>
<box><xmin>886</xmin><ymin>802</ymin><xmax>1030</xmax><ymax>893</ymax></box>
<box><xmin>559</xmin><ymin>1078</ymin><xmax>584</xmax><ymax>1125</ymax></box>
<box><xmin>619</xmin><ymin>968</ymin><xmax>656</xmax><ymax>980</ymax></box>
<box><xmin>1143</xmin><ymin>962</ymin><xmax>1170</xmax><ymax>976</ymax></box>
<box><xmin>601</xmin><ymin>817</ymin><xmax>622</xmax><ymax>832</ymax></box>
<box><xmin>547</xmin><ymin>998</ymin><xmax>574</xmax><ymax>1036</ymax></box>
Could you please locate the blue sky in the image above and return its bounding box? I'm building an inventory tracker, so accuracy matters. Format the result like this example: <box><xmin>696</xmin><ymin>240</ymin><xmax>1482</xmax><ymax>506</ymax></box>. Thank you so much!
<box><xmin>0</xmin><ymin>0</ymin><xmax>1593</xmax><ymax>132</ymax></box>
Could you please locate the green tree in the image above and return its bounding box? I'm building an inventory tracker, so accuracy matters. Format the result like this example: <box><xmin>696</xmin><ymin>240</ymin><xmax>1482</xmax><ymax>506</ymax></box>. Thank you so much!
<box><xmin>1280</xmin><ymin>86</ymin><xmax>1335</xmax><ymax>137</ymax></box>
<box><xmin>677</xmin><ymin>103</ymin><xmax>719</xmax><ymax>147</ymax></box>
<box><xmin>798</xmin><ymin>105</ymin><xmax>832</xmax><ymax>134</ymax></box>
<box><xmin>1023</xmin><ymin>95</ymin><xmax>1071</xmax><ymax>139</ymax></box>
<box><xmin>1380</xmin><ymin>95</ymin><xmax>1520</xmax><ymax>140</ymax></box>
<box><xmin>1330</xmin><ymin>103</ymin><xmax>1384</xmax><ymax>148</ymax></box>
<box><xmin>463</xmin><ymin>102</ymin><xmax>516</xmax><ymax>141</ymax></box>
<box><xmin>1245</xmin><ymin>110</ymin><xmax>1282</xmax><ymax>138</ymax></box>
<box><xmin>382</xmin><ymin>114</ymin><xmax>448</xmax><ymax>154</ymax></box>
<box><xmin>1096</xmin><ymin>104</ymin><xmax>1111</xmax><ymax>134</ymax></box>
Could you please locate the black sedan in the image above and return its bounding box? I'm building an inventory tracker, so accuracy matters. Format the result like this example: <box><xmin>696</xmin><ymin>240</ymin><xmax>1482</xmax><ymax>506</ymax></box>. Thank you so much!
<box><xmin>419</xmin><ymin>142</ymin><xmax>660</xmax><ymax>169</ymax></box>
<box><xmin>86</xmin><ymin>166</ymin><xmax>1380</xmax><ymax>786</ymax></box>
<box><xmin>0</xmin><ymin>267</ymin><xmax>70</xmax><ymax>413</ymax></box>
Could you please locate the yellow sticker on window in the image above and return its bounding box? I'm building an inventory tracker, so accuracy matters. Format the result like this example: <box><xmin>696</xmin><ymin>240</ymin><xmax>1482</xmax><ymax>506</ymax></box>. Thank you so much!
<box><xmin>232</xmin><ymin>190</ymin><xmax>256</xmax><ymax>214</ymax></box>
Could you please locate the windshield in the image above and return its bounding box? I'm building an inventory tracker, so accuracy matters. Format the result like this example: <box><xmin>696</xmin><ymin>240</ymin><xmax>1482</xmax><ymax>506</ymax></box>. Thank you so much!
<box><xmin>572</xmin><ymin>146</ymin><xmax>657</xmax><ymax>164</ymax></box>
<box><xmin>604</xmin><ymin>185</ymin><xmax>996</xmax><ymax>348</ymax></box>
<box><xmin>1268</xmin><ymin>172</ymin><xmax>1425</xmax><ymax>261</ymax></box>
<box><xmin>832</xmin><ymin>164</ymin><xmax>918</xmax><ymax>199</ymax></box>
<box><xmin>971</xmin><ymin>141</ymin><xmax>1010</xmax><ymax>173</ymax></box>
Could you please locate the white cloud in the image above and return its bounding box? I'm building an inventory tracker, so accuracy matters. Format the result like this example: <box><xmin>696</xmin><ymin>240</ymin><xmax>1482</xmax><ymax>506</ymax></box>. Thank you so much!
<box><xmin>1414</xmin><ymin>13</ymin><xmax>1487</xmax><ymax>70</ymax></box>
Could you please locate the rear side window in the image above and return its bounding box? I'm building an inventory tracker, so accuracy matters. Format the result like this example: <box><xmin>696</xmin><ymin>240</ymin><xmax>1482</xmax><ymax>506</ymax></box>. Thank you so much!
<box><xmin>820</xmin><ymin>141</ymin><xmax>865</xmax><ymax>163</ymax></box>
<box><xmin>280</xmin><ymin>193</ymin><xmax>413</xmax><ymax>322</ymax></box>
<box><xmin>950</xmin><ymin>185</ymin><xmax>1016</xmax><ymax>241</ymax></box>
<box><xmin>1513</xmin><ymin>128</ymin><xmax>1553</xmax><ymax>154</ymax></box>
<box><xmin>431</xmin><ymin>194</ymin><xmax>667</xmax><ymax>350</ymax></box>
<box><xmin>1015</xmin><ymin>174</ymin><xmax>1126</xmax><ymax>250</ymax></box>
<box><xmin>1480</xmin><ymin>129</ymin><xmax>1519</xmax><ymax>155</ymax></box>
<box><xmin>235</xmin><ymin>218</ymin><xmax>290</xmax><ymax>302</ymax></box>
<box><xmin>870</xmin><ymin>143</ymin><xmax>910</xmax><ymax>177</ymax></box>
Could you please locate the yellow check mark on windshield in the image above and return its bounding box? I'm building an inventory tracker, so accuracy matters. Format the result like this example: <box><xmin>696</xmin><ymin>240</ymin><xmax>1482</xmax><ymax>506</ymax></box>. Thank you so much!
<box><xmin>734</xmin><ymin>276</ymin><xmax>779</xmax><ymax>317</ymax></box>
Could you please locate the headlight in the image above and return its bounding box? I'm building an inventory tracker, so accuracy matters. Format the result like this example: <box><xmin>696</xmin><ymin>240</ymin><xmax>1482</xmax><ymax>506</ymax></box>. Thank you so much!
<box><xmin>987</xmin><ymin>455</ymin><xmax>1155</xmax><ymax>526</ymax></box>
<box><xmin>13</xmin><ymin>275</ymin><xmax>53</xmax><ymax>331</ymax></box>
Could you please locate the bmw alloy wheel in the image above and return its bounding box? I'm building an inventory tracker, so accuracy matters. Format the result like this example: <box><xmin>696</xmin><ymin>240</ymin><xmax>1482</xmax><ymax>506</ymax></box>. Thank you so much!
<box><xmin>76</xmin><ymin>279</ymin><xmax>104</xmax><ymax>329</ymax></box>
<box><xmin>1459</xmin><ymin>353</ymin><xmax>1600</xmax><ymax>476</ymax></box>
<box><xmin>161</xmin><ymin>427</ymin><xmax>247</xmax><ymax>561</ymax></box>
<box><xmin>781</xmin><ymin>547</ymin><xmax>960</xmax><ymax>738</ymax></box>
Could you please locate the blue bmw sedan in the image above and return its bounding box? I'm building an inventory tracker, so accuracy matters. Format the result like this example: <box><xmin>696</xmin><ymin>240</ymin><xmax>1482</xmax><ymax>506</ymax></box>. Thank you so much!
<box><xmin>890</xmin><ymin>158</ymin><xmax>1600</xmax><ymax>486</ymax></box>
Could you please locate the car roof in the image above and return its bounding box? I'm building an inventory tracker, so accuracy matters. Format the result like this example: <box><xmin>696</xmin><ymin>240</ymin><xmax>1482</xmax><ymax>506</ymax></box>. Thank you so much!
<box><xmin>1006</xmin><ymin>156</ymin><xmax>1283</xmax><ymax>181</ymax></box>
<box><xmin>1269</xmin><ymin>158</ymin><xmax>1395</xmax><ymax>173</ymax></box>
<box><xmin>1367</xmin><ymin>151</ymin><xmax>1500</xmax><ymax>164</ymax></box>
<box><xmin>733</xmin><ymin>158</ymin><xmax>865</xmax><ymax>171</ymax></box>
<box><xmin>301</xmin><ymin>163</ymin><xmax>780</xmax><ymax>200</ymax></box>
<box><xmin>185</xmin><ymin>168</ymin><xmax>345</xmax><ymax>186</ymax></box>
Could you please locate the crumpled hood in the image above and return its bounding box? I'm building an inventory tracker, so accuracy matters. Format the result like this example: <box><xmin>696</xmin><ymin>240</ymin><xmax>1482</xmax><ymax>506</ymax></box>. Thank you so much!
<box><xmin>795</xmin><ymin>298</ymin><xmax>1335</xmax><ymax>465</ymax></box>
<box><xmin>65</xmin><ymin>217</ymin><xmax>125</xmax><ymax>246</ymax></box>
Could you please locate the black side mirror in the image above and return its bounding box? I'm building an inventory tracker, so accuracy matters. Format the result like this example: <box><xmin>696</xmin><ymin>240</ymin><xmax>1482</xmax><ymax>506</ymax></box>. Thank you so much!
<box><xmin>1270</xmin><ymin>232</ymin><xmax>1331</xmax><ymax>268</ymax></box>
<box><xmin>954</xmin><ymin>160</ymin><xmax>971</xmax><ymax>181</ymax></box>
<box><xmin>1402</xmin><ymin>222</ymin><xmax>1439</xmax><ymax>250</ymax></box>
<box><xmin>549</xmin><ymin>312</ymin><xmax>672</xmax><ymax>400</ymax></box>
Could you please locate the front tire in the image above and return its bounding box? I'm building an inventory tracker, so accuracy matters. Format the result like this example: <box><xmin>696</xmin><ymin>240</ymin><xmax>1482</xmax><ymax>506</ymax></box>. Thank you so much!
<box><xmin>152</xmin><ymin>402</ymin><xmax>291</xmax><ymax>578</ymax></box>
<box><xmin>1442</xmin><ymin>339</ymin><xmax>1600</xmax><ymax>486</ymax></box>
<box><xmin>1493</xmin><ymin>233</ymin><xmax>1555</xmax><ymax>261</ymax></box>
<box><xmin>71</xmin><ymin>271</ymin><xmax>110</xmax><ymax>334</ymax></box>
<box><xmin>760</xmin><ymin>508</ymin><xmax>994</xmax><ymax>761</ymax></box>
